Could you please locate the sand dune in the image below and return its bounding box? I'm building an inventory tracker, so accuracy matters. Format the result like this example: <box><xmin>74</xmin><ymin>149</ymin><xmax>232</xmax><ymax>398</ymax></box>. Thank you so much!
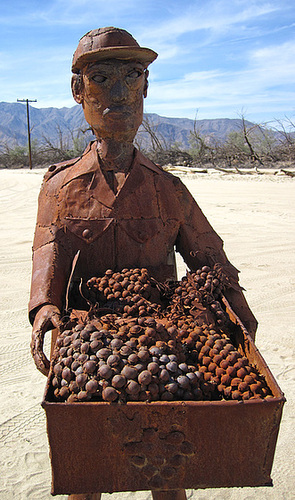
<box><xmin>0</xmin><ymin>168</ymin><xmax>294</xmax><ymax>499</ymax></box>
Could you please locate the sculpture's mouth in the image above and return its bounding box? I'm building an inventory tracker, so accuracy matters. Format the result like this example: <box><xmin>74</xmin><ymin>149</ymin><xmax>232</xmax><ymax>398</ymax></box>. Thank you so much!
<box><xmin>102</xmin><ymin>105</ymin><xmax>131</xmax><ymax>117</ymax></box>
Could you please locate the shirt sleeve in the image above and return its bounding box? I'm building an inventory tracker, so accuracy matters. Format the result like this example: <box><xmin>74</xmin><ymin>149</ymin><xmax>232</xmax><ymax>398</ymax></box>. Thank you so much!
<box><xmin>28</xmin><ymin>174</ymin><xmax>73</xmax><ymax>324</ymax></box>
<box><xmin>174</xmin><ymin>177</ymin><xmax>257</xmax><ymax>338</ymax></box>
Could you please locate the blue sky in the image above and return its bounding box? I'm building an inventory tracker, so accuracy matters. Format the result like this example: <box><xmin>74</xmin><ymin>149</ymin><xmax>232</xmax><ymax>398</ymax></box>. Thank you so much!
<box><xmin>1</xmin><ymin>0</ymin><xmax>295</xmax><ymax>125</ymax></box>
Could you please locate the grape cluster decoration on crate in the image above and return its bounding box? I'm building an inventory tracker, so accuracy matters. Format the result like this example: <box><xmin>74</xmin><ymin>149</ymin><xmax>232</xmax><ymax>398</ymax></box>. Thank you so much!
<box><xmin>51</xmin><ymin>266</ymin><xmax>272</xmax><ymax>403</ymax></box>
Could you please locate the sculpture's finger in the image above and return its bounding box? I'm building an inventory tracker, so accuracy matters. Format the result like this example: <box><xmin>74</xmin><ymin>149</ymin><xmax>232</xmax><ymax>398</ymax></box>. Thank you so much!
<box><xmin>30</xmin><ymin>328</ymin><xmax>50</xmax><ymax>376</ymax></box>
<box><xmin>50</xmin><ymin>310</ymin><xmax>62</xmax><ymax>330</ymax></box>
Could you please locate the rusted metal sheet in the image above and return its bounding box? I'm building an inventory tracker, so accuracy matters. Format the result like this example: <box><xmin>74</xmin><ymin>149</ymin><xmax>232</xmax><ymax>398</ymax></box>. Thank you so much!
<box><xmin>29</xmin><ymin>143</ymin><xmax>241</xmax><ymax>315</ymax></box>
<box><xmin>42</xmin><ymin>309</ymin><xmax>285</xmax><ymax>495</ymax></box>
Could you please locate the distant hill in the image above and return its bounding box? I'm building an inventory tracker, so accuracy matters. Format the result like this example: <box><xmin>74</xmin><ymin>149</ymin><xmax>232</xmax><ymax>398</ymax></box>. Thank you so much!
<box><xmin>0</xmin><ymin>102</ymin><xmax>88</xmax><ymax>147</ymax></box>
<box><xmin>0</xmin><ymin>101</ymin><xmax>259</xmax><ymax>151</ymax></box>
<box><xmin>136</xmin><ymin>113</ymin><xmax>257</xmax><ymax>150</ymax></box>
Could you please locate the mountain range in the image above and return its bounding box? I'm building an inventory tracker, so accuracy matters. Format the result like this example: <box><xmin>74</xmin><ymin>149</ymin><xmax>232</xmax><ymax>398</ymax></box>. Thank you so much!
<box><xmin>0</xmin><ymin>101</ymin><xmax>258</xmax><ymax>151</ymax></box>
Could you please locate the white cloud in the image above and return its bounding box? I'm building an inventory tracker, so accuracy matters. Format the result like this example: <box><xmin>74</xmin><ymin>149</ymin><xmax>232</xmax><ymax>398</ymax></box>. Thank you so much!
<box><xmin>250</xmin><ymin>40</ymin><xmax>295</xmax><ymax>81</ymax></box>
<box><xmin>183</xmin><ymin>70</ymin><xmax>224</xmax><ymax>82</ymax></box>
<box><xmin>141</xmin><ymin>0</ymin><xmax>280</xmax><ymax>54</ymax></box>
<box><xmin>145</xmin><ymin>37</ymin><xmax>295</xmax><ymax>121</ymax></box>
<box><xmin>0</xmin><ymin>0</ymin><xmax>141</xmax><ymax>27</ymax></box>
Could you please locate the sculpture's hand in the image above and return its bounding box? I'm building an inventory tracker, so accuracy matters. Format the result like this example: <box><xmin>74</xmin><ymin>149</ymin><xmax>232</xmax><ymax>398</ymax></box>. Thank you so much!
<box><xmin>31</xmin><ymin>304</ymin><xmax>62</xmax><ymax>376</ymax></box>
<box><xmin>242</xmin><ymin>315</ymin><xmax>258</xmax><ymax>340</ymax></box>
<box><xmin>223</xmin><ymin>288</ymin><xmax>258</xmax><ymax>341</ymax></box>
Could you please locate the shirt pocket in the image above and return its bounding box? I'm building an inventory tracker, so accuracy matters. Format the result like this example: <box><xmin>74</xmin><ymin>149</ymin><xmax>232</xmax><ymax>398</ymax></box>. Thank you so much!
<box><xmin>119</xmin><ymin>218</ymin><xmax>163</xmax><ymax>244</ymax></box>
<box><xmin>62</xmin><ymin>217</ymin><xmax>114</xmax><ymax>244</ymax></box>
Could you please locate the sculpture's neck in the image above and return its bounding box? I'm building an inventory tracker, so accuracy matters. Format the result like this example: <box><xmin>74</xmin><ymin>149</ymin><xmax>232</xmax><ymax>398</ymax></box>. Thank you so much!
<box><xmin>96</xmin><ymin>138</ymin><xmax>135</xmax><ymax>172</ymax></box>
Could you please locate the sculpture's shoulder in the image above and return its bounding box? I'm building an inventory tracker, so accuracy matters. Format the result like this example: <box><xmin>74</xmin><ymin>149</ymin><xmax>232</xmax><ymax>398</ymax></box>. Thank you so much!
<box><xmin>136</xmin><ymin>149</ymin><xmax>163</xmax><ymax>174</ymax></box>
<box><xmin>136</xmin><ymin>150</ymin><xmax>183</xmax><ymax>186</ymax></box>
<box><xmin>141</xmin><ymin>152</ymin><xmax>188</xmax><ymax>189</ymax></box>
<box><xmin>43</xmin><ymin>157</ymin><xmax>80</xmax><ymax>183</ymax></box>
<box><xmin>43</xmin><ymin>141</ymin><xmax>95</xmax><ymax>183</ymax></box>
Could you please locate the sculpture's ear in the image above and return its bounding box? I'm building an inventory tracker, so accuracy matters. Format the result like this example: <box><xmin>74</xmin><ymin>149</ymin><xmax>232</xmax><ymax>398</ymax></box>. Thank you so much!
<box><xmin>71</xmin><ymin>73</ymin><xmax>84</xmax><ymax>104</ymax></box>
<box><xmin>143</xmin><ymin>69</ymin><xmax>149</xmax><ymax>98</ymax></box>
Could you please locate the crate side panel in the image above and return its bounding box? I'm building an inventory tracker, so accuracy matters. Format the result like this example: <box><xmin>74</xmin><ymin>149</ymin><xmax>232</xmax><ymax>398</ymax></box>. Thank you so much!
<box><xmin>43</xmin><ymin>398</ymin><xmax>284</xmax><ymax>494</ymax></box>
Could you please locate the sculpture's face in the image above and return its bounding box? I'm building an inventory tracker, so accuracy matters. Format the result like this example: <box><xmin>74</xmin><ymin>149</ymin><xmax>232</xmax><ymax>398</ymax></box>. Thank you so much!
<box><xmin>74</xmin><ymin>59</ymin><xmax>147</xmax><ymax>141</ymax></box>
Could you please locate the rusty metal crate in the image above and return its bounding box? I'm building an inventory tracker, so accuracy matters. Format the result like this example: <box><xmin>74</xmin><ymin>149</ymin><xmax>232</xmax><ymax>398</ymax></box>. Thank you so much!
<box><xmin>42</xmin><ymin>299</ymin><xmax>285</xmax><ymax>495</ymax></box>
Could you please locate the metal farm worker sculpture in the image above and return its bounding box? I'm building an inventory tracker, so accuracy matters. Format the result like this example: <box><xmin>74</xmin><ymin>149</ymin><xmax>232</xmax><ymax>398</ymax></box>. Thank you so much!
<box><xmin>29</xmin><ymin>27</ymin><xmax>257</xmax><ymax>500</ymax></box>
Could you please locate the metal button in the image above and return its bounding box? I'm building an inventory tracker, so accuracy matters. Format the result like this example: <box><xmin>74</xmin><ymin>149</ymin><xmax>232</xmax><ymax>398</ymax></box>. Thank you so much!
<box><xmin>82</xmin><ymin>228</ymin><xmax>92</xmax><ymax>239</ymax></box>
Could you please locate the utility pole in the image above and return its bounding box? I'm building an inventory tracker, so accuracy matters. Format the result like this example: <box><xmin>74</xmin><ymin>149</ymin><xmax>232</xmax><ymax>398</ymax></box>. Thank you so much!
<box><xmin>17</xmin><ymin>98</ymin><xmax>37</xmax><ymax>169</ymax></box>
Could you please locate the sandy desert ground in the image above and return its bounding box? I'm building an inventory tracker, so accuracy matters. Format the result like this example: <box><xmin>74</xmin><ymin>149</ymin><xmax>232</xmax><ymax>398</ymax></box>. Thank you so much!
<box><xmin>0</xmin><ymin>167</ymin><xmax>294</xmax><ymax>499</ymax></box>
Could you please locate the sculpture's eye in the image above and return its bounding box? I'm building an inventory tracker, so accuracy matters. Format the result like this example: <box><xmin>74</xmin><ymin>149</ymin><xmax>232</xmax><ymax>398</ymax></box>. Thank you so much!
<box><xmin>127</xmin><ymin>69</ymin><xmax>143</xmax><ymax>79</ymax></box>
<box><xmin>91</xmin><ymin>74</ymin><xmax>107</xmax><ymax>84</ymax></box>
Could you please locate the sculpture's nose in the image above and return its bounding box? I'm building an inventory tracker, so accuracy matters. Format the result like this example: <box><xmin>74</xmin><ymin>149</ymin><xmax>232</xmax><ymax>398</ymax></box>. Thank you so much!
<box><xmin>110</xmin><ymin>79</ymin><xmax>128</xmax><ymax>102</ymax></box>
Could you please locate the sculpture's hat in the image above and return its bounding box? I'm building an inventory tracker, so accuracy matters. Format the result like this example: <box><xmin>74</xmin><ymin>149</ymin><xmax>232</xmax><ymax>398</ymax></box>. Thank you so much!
<box><xmin>72</xmin><ymin>27</ymin><xmax>158</xmax><ymax>73</ymax></box>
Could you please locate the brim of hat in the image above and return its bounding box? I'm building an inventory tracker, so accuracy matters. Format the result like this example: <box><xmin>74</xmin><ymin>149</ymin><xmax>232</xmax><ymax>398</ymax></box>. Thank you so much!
<box><xmin>72</xmin><ymin>46</ymin><xmax>158</xmax><ymax>72</ymax></box>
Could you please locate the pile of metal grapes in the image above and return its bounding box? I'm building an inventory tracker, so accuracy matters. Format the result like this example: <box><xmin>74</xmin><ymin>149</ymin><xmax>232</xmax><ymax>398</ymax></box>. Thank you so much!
<box><xmin>51</xmin><ymin>266</ymin><xmax>272</xmax><ymax>403</ymax></box>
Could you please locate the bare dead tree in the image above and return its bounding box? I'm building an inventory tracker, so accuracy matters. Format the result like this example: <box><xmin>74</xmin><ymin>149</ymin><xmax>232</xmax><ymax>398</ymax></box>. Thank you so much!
<box><xmin>135</xmin><ymin>116</ymin><xmax>194</xmax><ymax>166</ymax></box>
<box><xmin>239</xmin><ymin>114</ymin><xmax>263</xmax><ymax>165</ymax></box>
<box><xmin>189</xmin><ymin>113</ymin><xmax>216</xmax><ymax>166</ymax></box>
<box><xmin>271</xmin><ymin>117</ymin><xmax>295</xmax><ymax>161</ymax></box>
<box><xmin>40</xmin><ymin>122</ymin><xmax>90</xmax><ymax>162</ymax></box>
<box><xmin>140</xmin><ymin>116</ymin><xmax>168</xmax><ymax>152</ymax></box>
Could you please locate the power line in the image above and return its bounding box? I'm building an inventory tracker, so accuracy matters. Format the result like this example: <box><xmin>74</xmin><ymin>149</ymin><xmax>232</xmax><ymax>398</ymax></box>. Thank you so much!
<box><xmin>17</xmin><ymin>98</ymin><xmax>37</xmax><ymax>170</ymax></box>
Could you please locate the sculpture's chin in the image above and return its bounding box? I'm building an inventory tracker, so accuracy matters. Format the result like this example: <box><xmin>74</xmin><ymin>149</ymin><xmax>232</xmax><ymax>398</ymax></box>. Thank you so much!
<box><xmin>91</xmin><ymin>115</ymin><xmax>142</xmax><ymax>142</ymax></box>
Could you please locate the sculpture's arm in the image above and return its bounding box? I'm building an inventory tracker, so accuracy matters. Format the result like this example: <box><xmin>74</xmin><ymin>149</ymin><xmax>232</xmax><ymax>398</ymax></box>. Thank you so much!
<box><xmin>29</xmin><ymin>178</ymin><xmax>73</xmax><ymax>374</ymax></box>
<box><xmin>175</xmin><ymin>179</ymin><xmax>257</xmax><ymax>339</ymax></box>
<box><xmin>29</xmin><ymin>238</ymin><xmax>72</xmax><ymax>323</ymax></box>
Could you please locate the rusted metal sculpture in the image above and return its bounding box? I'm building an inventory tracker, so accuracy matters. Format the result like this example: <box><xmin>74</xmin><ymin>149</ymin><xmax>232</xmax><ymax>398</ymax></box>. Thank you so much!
<box><xmin>29</xmin><ymin>27</ymin><xmax>259</xmax><ymax>500</ymax></box>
